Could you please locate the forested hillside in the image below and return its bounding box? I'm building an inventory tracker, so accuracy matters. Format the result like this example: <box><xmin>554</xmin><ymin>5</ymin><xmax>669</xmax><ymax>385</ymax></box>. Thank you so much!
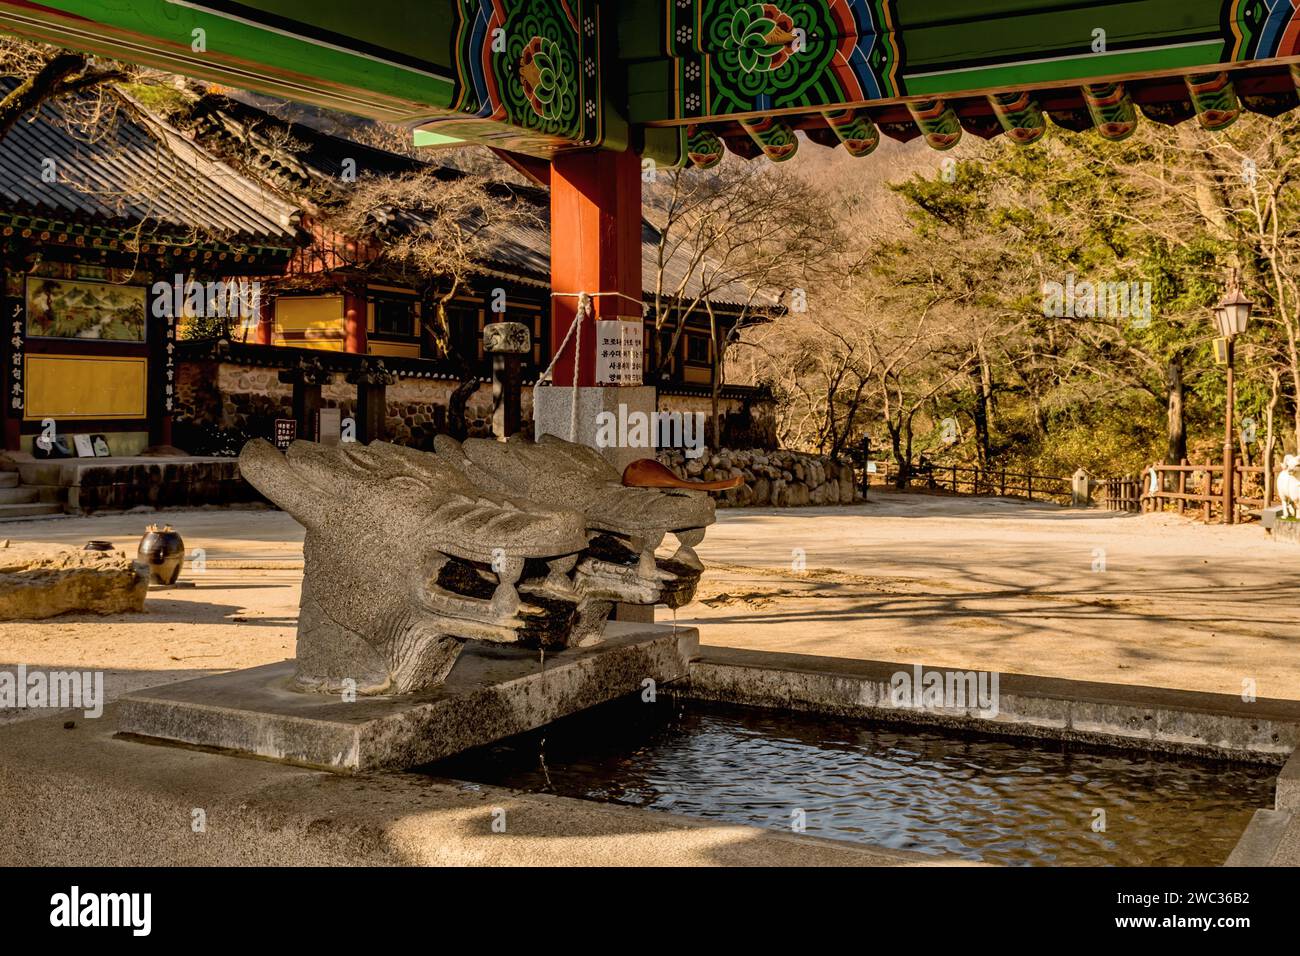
<box><xmin>733</xmin><ymin>116</ymin><xmax>1300</xmax><ymax>482</ymax></box>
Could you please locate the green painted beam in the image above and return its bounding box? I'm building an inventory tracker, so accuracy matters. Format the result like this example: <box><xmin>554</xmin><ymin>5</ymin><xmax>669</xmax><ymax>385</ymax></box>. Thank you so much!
<box><xmin>622</xmin><ymin>0</ymin><xmax>1300</xmax><ymax>126</ymax></box>
<box><xmin>413</xmin><ymin>130</ymin><xmax>467</xmax><ymax>148</ymax></box>
<box><xmin>0</xmin><ymin>0</ymin><xmax>611</xmax><ymax>156</ymax></box>
<box><xmin>0</xmin><ymin>0</ymin><xmax>459</xmax><ymax>119</ymax></box>
<box><xmin>3</xmin><ymin>0</ymin><xmax>1300</xmax><ymax>166</ymax></box>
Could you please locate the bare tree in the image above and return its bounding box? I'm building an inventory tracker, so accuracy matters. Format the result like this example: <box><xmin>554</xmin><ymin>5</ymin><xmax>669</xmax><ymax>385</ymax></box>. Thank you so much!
<box><xmin>645</xmin><ymin>157</ymin><xmax>842</xmax><ymax>445</ymax></box>
<box><xmin>0</xmin><ymin>38</ymin><xmax>131</xmax><ymax>142</ymax></box>
<box><xmin>320</xmin><ymin>168</ymin><xmax>535</xmax><ymax>436</ymax></box>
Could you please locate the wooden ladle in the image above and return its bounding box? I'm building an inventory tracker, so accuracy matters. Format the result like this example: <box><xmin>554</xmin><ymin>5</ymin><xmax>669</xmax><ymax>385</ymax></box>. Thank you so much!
<box><xmin>622</xmin><ymin>457</ymin><xmax>744</xmax><ymax>492</ymax></box>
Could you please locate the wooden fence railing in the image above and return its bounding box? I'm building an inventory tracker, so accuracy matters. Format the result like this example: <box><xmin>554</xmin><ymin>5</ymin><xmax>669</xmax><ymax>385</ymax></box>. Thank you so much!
<box><xmin>1102</xmin><ymin>475</ymin><xmax>1143</xmax><ymax>513</ymax></box>
<box><xmin>874</xmin><ymin>461</ymin><xmax>1071</xmax><ymax>504</ymax></box>
<box><xmin>1123</xmin><ymin>459</ymin><xmax>1273</xmax><ymax>523</ymax></box>
<box><xmin>858</xmin><ymin>456</ymin><xmax>1277</xmax><ymax>522</ymax></box>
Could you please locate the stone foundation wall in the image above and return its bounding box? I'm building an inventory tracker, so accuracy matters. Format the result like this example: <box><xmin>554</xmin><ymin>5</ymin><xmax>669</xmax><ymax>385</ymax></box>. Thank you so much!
<box><xmin>67</xmin><ymin>459</ymin><xmax>261</xmax><ymax>513</ymax></box>
<box><xmin>657</xmin><ymin>447</ymin><xmax>861</xmax><ymax>508</ymax></box>
<box><xmin>176</xmin><ymin>361</ymin><xmax>774</xmax><ymax>453</ymax></box>
<box><xmin>657</xmin><ymin>393</ymin><xmax>777</xmax><ymax>449</ymax></box>
<box><xmin>175</xmin><ymin>360</ymin><xmax>534</xmax><ymax>449</ymax></box>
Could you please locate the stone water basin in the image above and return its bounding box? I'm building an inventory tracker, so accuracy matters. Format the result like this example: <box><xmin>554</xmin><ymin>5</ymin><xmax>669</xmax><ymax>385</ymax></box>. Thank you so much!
<box><xmin>419</xmin><ymin>694</ymin><xmax>1277</xmax><ymax>866</ymax></box>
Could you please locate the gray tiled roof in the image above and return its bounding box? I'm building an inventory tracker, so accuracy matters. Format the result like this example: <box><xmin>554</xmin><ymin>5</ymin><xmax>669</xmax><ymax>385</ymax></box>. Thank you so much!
<box><xmin>183</xmin><ymin>95</ymin><xmax>776</xmax><ymax>309</ymax></box>
<box><xmin>0</xmin><ymin>79</ymin><xmax>298</xmax><ymax>245</ymax></box>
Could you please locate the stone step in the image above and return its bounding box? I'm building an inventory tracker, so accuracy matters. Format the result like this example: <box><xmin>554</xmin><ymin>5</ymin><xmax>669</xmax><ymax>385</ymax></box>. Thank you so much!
<box><xmin>15</xmin><ymin>461</ymin><xmax>65</xmax><ymax>486</ymax></box>
<box><xmin>0</xmin><ymin>486</ymin><xmax>39</xmax><ymax>504</ymax></box>
<box><xmin>0</xmin><ymin>472</ymin><xmax>17</xmax><ymax>488</ymax></box>
<box><xmin>30</xmin><ymin>484</ymin><xmax>66</xmax><ymax>505</ymax></box>
<box><xmin>0</xmin><ymin>502</ymin><xmax>64</xmax><ymax>521</ymax></box>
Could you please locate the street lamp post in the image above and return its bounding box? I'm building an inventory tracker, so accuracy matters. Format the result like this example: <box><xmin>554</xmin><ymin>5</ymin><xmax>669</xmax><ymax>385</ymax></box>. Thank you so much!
<box><xmin>1213</xmin><ymin>272</ymin><xmax>1253</xmax><ymax>525</ymax></box>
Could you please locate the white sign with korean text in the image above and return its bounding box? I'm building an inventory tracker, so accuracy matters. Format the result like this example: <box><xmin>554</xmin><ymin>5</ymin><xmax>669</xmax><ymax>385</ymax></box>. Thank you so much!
<box><xmin>594</xmin><ymin>319</ymin><xmax>643</xmax><ymax>387</ymax></box>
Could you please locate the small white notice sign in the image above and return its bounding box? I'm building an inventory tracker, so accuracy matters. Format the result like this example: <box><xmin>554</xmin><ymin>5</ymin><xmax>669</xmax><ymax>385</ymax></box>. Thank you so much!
<box><xmin>318</xmin><ymin>407</ymin><xmax>341</xmax><ymax>446</ymax></box>
<box><xmin>594</xmin><ymin>319</ymin><xmax>643</xmax><ymax>387</ymax></box>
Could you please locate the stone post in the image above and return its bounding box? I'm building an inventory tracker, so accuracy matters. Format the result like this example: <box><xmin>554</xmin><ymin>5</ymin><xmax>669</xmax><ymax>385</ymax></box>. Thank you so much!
<box><xmin>484</xmin><ymin>321</ymin><xmax>530</xmax><ymax>440</ymax></box>
<box><xmin>278</xmin><ymin>358</ymin><xmax>332</xmax><ymax>444</ymax></box>
<box><xmin>347</xmin><ymin>359</ymin><xmax>397</xmax><ymax>445</ymax></box>
<box><xmin>1071</xmin><ymin>467</ymin><xmax>1093</xmax><ymax>507</ymax></box>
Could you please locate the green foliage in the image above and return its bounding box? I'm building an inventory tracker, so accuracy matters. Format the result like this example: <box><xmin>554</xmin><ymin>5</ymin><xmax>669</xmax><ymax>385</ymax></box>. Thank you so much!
<box><xmin>118</xmin><ymin>81</ymin><xmax>190</xmax><ymax>117</ymax></box>
<box><xmin>769</xmin><ymin>111</ymin><xmax>1300</xmax><ymax>478</ymax></box>
<box><xmin>179</xmin><ymin>312</ymin><xmax>231</xmax><ymax>341</ymax></box>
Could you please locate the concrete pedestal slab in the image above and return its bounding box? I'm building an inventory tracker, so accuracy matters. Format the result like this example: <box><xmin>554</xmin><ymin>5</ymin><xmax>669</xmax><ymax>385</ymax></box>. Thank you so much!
<box><xmin>119</xmin><ymin>622</ymin><xmax>698</xmax><ymax>772</ymax></box>
<box><xmin>1271</xmin><ymin>518</ymin><xmax>1300</xmax><ymax>545</ymax></box>
<box><xmin>533</xmin><ymin>384</ymin><xmax>656</xmax><ymax>474</ymax></box>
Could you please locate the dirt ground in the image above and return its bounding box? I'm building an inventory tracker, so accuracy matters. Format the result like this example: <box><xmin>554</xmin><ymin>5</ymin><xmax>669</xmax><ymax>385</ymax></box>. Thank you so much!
<box><xmin>670</xmin><ymin>490</ymin><xmax>1300</xmax><ymax>700</ymax></box>
<box><xmin>1</xmin><ymin>489</ymin><xmax>1297</xmax><ymax>718</ymax></box>
<box><xmin>0</xmin><ymin>507</ymin><xmax>303</xmax><ymax>721</ymax></box>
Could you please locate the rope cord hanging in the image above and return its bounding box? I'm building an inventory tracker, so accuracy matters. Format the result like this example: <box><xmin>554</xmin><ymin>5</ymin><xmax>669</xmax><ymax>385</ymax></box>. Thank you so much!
<box><xmin>538</xmin><ymin>291</ymin><xmax>641</xmax><ymax>441</ymax></box>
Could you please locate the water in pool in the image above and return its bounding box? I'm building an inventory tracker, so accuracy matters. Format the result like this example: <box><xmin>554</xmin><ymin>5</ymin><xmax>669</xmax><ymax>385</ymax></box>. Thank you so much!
<box><xmin>420</xmin><ymin>694</ymin><xmax>1277</xmax><ymax>866</ymax></box>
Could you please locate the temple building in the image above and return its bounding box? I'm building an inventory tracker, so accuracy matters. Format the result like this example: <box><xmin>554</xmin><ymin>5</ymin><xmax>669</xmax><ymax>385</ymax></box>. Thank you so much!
<box><xmin>171</xmin><ymin>93</ymin><xmax>777</xmax><ymax>450</ymax></box>
<box><xmin>0</xmin><ymin>78</ymin><xmax>298</xmax><ymax>458</ymax></box>
<box><xmin>0</xmin><ymin>82</ymin><xmax>777</xmax><ymax>476</ymax></box>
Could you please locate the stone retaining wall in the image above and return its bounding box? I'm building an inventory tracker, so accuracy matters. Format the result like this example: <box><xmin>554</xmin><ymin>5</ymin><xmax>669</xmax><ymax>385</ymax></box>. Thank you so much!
<box><xmin>656</xmin><ymin>447</ymin><xmax>861</xmax><ymax>508</ymax></box>
<box><xmin>67</xmin><ymin>459</ymin><xmax>262</xmax><ymax>513</ymax></box>
<box><xmin>177</xmin><ymin>360</ymin><xmax>777</xmax><ymax>453</ymax></box>
<box><xmin>175</xmin><ymin>360</ymin><xmax>514</xmax><ymax>449</ymax></box>
<box><xmin>63</xmin><ymin>445</ymin><xmax>855</xmax><ymax>514</ymax></box>
<box><xmin>656</xmin><ymin>393</ymin><xmax>777</xmax><ymax>449</ymax></box>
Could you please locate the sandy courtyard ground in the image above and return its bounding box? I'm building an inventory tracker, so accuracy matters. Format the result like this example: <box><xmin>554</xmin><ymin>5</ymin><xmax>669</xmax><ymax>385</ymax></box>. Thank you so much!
<box><xmin>1</xmin><ymin>489</ymin><xmax>1297</xmax><ymax>720</ymax></box>
<box><xmin>0</xmin><ymin>507</ymin><xmax>303</xmax><ymax>722</ymax></box>
<box><xmin>672</xmin><ymin>490</ymin><xmax>1299</xmax><ymax>700</ymax></box>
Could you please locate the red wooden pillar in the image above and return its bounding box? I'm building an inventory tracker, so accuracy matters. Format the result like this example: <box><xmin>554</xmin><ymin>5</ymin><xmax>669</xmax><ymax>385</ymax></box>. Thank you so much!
<box><xmin>344</xmin><ymin>285</ymin><xmax>367</xmax><ymax>354</ymax></box>
<box><xmin>254</xmin><ymin>293</ymin><xmax>274</xmax><ymax>346</ymax></box>
<box><xmin>549</xmin><ymin>150</ymin><xmax>642</xmax><ymax>386</ymax></box>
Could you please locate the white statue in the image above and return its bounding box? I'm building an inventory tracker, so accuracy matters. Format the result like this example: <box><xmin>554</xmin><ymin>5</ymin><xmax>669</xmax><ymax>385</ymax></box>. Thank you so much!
<box><xmin>1277</xmin><ymin>454</ymin><xmax>1300</xmax><ymax>520</ymax></box>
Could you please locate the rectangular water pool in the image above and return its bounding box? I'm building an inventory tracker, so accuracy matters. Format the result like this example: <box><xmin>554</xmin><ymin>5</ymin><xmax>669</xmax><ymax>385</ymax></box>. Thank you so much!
<box><xmin>418</xmin><ymin>694</ymin><xmax>1277</xmax><ymax>866</ymax></box>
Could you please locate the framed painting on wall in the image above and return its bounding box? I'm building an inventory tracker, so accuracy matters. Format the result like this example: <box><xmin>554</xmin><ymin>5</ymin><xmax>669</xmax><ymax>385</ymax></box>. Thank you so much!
<box><xmin>24</xmin><ymin>277</ymin><xmax>146</xmax><ymax>342</ymax></box>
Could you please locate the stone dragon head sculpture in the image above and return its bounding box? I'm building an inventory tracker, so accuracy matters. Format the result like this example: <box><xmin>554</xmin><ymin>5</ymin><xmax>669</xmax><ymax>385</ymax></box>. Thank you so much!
<box><xmin>239</xmin><ymin>435</ymin><xmax>737</xmax><ymax>696</ymax></box>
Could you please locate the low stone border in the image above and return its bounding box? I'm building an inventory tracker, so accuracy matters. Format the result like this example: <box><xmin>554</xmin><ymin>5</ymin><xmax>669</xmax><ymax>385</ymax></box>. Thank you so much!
<box><xmin>1277</xmin><ymin>745</ymin><xmax>1300</xmax><ymax>809</ymax></box>
<box><xmin>657</xmin><ymin>448</ymin><xmax>860</xmax><ymax>508</ymax></box>
<box><xmin>685</xmin><ymin>646</ymin><xmax>1300</xmax><ymax>763</ymax></box>
<box><xmin>1224</xmin><ymin>809</ymin><xmax>1294</xmax><ymax>866</ymax></box>
<box><xmin>68</xmin><ymin>459</ymin><xmax>261</xmax><ymax>513</ymax></box>
<box><xmin>0</xmin><ymin>700</ymin><xmax>953</xmax><ymax>867</ymax></box>
<box><xmin>689</xmin><ymin>646</ymin><xmax>1300</xmax><ymax>866</ymax></box>
<box><xmin>1272</xmin><ymin>519</ymin><xmax>1300</xmax><ymax>546</ymax></box>
<box><xmin>1226</xmin><ymin>746</ymin><xmax>1300</xmax><ymax>866</ymax></box>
